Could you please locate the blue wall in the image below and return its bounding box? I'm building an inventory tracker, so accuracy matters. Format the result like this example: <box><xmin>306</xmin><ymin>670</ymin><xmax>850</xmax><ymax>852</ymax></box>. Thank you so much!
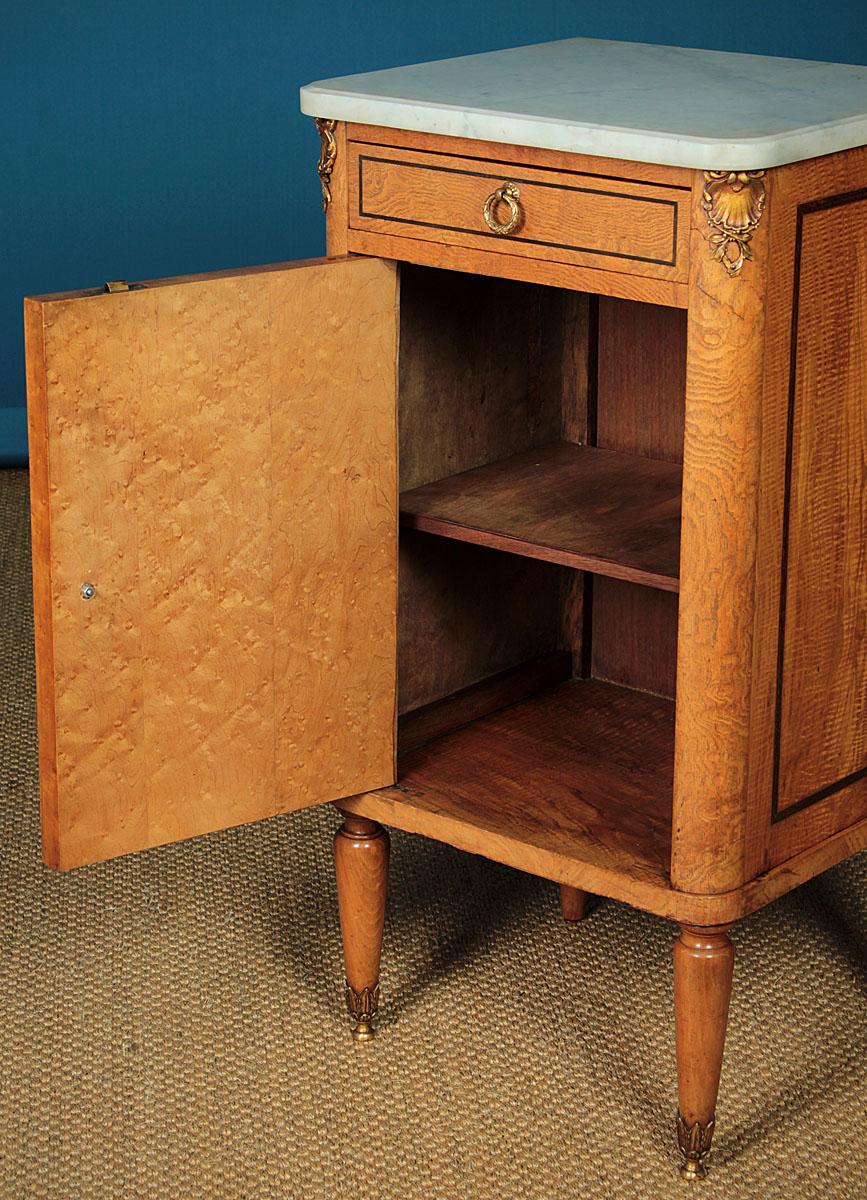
<box><xmin>3</xmin><ymin>2</ymin><xmax>866</xmax><ymax>462</ymax></box>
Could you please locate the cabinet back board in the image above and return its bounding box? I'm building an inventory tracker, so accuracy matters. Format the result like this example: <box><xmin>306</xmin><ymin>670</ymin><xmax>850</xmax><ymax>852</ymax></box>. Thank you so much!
<box><xmin>26</xmin><ymin>257</ymin><xmax>399</xmax><ymax>868</ymax></box>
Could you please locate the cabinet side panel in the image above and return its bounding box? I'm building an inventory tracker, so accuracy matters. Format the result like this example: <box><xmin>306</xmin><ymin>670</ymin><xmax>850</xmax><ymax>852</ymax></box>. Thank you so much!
<box><xmin>775</xmin><ymin>196</ymin><xmax>867</xmax><ymax>820</ymax></box>
<box><xmin>397</xmin><ymin>265</ymin><xmax>567</xmax><ymax>711</ymax></box>
<box><xmin>398</xmin><ymin>536</ymin><xmax>562</xmax><ymax>714</ymax></box>
<box><xmin>591</xmin><ymin>578</ymin><xmax>678</xmax><ymax>699</ymax></box>
<box><xmin>596</xmin><ymin>297</ymin><xmax>686</xmax><ymax>463</ymax></box>
<box><xmin>397</xmin><ymin>265</ymin><xmax>561</xmax><ymax>491</ymax></box>
<box><xmin>592</xmin><ymin>298</ymin><xmax>685</xmax><ymax>696</ymax></box>
<box><xmin>745</xmin><ymin>147</ymin><xmax>867</xmax><ymax>876</ymax></box>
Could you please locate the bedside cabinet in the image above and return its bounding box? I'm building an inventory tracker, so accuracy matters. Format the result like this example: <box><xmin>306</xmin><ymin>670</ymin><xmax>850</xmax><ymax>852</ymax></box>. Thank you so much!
<box><xmin>24</xmin><ymin>38</ymin><xmax>867</xmax><ymax>1179</ymax></box>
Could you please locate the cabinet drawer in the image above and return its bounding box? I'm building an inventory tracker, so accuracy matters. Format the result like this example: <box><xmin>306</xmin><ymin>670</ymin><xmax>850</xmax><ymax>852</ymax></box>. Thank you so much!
<box><xmin>348</xmin><ymin>143</ymin><xmax>690</xmax><ymax>281</ymax></box>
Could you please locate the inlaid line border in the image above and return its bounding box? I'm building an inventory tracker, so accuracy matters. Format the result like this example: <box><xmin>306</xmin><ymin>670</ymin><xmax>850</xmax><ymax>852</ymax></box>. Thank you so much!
<box><xmin>772</xmin><ymin>185</ymin><xmax>867</xmax><ymax>822</ymax></box>
<box><xmin>356</xmin><ymin>154</ymin><xmax>680</xmax><ymax>268</ymax></box>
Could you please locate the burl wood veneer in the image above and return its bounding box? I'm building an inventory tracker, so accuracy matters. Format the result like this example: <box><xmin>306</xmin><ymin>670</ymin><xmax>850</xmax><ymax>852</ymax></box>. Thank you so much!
<box><xmin>25</xmin><ymin>258</ymin><xmax>399</xmax><ymax>868</ymax></box>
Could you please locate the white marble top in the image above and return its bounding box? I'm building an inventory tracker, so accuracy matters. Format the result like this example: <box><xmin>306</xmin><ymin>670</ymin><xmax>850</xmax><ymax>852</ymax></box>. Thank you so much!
<box><xmin>300</xmin><ymin>38</ymin><xmax>867</xmax><ymax>170</ymax></box>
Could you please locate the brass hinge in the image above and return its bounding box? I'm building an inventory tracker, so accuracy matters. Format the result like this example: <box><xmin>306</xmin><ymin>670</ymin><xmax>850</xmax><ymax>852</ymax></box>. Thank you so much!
<box><xmin>102</xmin><ymin>280</ymin><xmax>148</xmax><ymax>295</ymax></box>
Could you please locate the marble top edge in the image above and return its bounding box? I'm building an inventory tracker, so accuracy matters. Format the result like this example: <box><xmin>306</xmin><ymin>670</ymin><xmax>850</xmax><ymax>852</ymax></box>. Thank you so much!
<box><xmin>300</xmin><ymin>37</ymin><xmax>867</xmax><ymax>171</ymax></box>
<box><xmin>300</xmin><ymin>84</ymin><xmax>867</xmax><ymax>148</ymax></box>
<box><xmin>303</xmin><ymin>35</ymin><xmax>867</xmax><ymax>86</ymax></box>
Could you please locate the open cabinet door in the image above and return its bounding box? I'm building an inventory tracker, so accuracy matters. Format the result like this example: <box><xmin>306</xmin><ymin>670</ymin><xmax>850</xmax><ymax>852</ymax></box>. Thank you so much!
<box><xmin>24</xmin><ymin>257</ymin><xmax>399</xmax><ymax>869</ymax></box>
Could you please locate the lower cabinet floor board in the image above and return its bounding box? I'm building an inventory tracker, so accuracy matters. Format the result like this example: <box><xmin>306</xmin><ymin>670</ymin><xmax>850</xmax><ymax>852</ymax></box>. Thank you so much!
<box><xmin>345</xmin><ymin>678</ymin><xmax>680</xmax><ymax>915</ymax></box>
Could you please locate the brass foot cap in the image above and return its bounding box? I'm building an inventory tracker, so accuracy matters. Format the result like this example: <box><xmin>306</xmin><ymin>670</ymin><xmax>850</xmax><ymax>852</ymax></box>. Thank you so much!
<box><xmin>676</xmin><ymin>1111</ymin><xmax>714</xmax><ymax>1182</ymax></box>
<box><xmin>345</xmin><ymin>982</ymin><xmax>379</xmax><ymax>1043</ymax></box>
<box><xmin>679</xmin><ymin>1159</ymin><xmax>708</xmax><ymax>1182</ymax></box>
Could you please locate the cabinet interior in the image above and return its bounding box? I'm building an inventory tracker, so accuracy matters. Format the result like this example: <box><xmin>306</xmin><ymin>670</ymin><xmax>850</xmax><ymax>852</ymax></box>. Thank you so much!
<box><xmin>391</xmin><ymin>264</ymin><xmax>687</xmax><ymax>889</ymax></box>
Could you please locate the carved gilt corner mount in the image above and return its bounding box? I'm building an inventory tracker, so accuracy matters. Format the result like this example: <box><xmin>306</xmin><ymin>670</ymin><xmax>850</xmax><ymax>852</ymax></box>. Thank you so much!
<box><xmin>314</xmin><ymin>118</ymin><xmax>338</xmax><ymax>211</ymax></box>
<box><xmin>701</xmin><ymin>170</ymin><xmax>767</xmax><ymax>277</ymax></box>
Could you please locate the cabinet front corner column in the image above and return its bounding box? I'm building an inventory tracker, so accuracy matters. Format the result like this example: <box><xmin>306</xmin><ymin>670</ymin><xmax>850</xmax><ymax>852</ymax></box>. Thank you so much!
<box><xmin>315</xmin><ymin>118</ymin><xmax>349</xmax><ymax>257</ymax></box>
<box><xmin>672</xmin><ymin>168</ymin><xmax>773</xmax><ymax>895</ymax></box>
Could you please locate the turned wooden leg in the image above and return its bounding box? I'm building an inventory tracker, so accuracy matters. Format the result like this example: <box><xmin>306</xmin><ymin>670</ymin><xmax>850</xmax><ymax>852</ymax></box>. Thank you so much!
<box><xmin>559</xmin><ymin>883</ymin><xmax>590</xmax><ymax>922</ymax></box>
<box><xmin>673</xmin><ymin>924</ymin><xmax>735</xmax><ymax>1180</ymax></box>
<box><xmin>333</xmin><ymin>811</ymin><xmax>390</xmax><ymax>1042</ymax></box>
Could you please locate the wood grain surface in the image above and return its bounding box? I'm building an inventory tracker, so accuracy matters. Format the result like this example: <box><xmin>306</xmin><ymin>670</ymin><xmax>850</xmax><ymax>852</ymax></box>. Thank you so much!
<box><xmin>397</xmin><ymin>534</ymin><xmax>562</xmax><ymax>715</ymax></box>
<box><xmin>591</xmin><ymin>578</ymin><xmax>678</xmax><ymax>699</ymax></box>
<box><xmin>674</xmin><ymin>925</ymin><xmax>734</xmax><ymax>1158</ymax></box>
<box><xmin>349</xmin><ymin>142</ymin><xmax>689</xmax><ymax>282</ymax></box>
<box><xmin>596</xmin><ymin>297</ymin><xmax>687</xmax><ymax>462</ymax></box>
<box><xmin>26</xmin><ymin>256</ymin><xmax>399</xmax><ymax>868</ymax></box>
<box><xmin>743</xmin><ymin>146</ymin><xmax>867</xmax><ymax>872</ymax></box>
<box><xmin>346</xmin><ymin>772</ymin><xmax>867</xmax><ymax>926</ymax></box>
<box><xmin>347</xmin><ymin>123</ymin><xmax>695</xmax><ymax>189</ymax></box>
<box><xmin>397</xmin><ymin>651</ymin><xmax>573</xmax><ymax>754</ymax></box>
<box><xmin>395</xmin><ymin>265</ymin><xmax>576</xmax><ymax>713</ymax></box>
<box><xmin>670</xmin><ymin>170</ymin><xmax>772</xmax><ymax>896</ymax></box>
<box><xmin>774</xmin><ymin>196</ymin><xmax>867</xmax><ymax>813</ymax></box>
<box><xmin>400</xmin><ymin>442</ymin><xmax>682</xmax><ymax>592</ymax></box>
<box><xmin>346</xmin><ymin>230</ymin><xmax>689</xmax><ymax>308</ymax></box>
<box><xmin>350</xmin><ymin>679</ymin><xmax>676</xmax><ymax>911</ymax></box>
<box><xmin>591</xmin><ymin>296</ymin><xmax>685</xmax><ymax>696</ymax></box>
<box><xmin>397</xmin><ymin>266</ymin><xmax>560</xmax><ymax>492</ymax></box>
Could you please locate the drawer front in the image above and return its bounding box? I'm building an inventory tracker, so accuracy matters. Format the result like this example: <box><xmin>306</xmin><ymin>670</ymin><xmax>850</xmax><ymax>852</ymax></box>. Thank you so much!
<box><xmin>348</xmin><ymin>143</ymin><xmax>690</xmax><ymax>281</ymax></box>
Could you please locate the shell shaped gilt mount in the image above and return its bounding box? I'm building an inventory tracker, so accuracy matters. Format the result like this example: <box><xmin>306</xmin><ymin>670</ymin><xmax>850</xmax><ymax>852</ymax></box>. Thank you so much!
<box><xmin>701</xmin><ymin>170</ymin><xmax>767</xmax><ymax>277</ymax></box>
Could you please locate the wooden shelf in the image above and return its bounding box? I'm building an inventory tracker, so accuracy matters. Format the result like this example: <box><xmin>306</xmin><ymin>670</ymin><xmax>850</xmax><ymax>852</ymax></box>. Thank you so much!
<box><xmin>400</xmin><ymin>442</ymin><xmax>682</xmax><ymax>592</ymax></box>
<box><xmin>343</xmin><ymin>678</ymin><xmax>678</xmax><ymax>916</ymax></box>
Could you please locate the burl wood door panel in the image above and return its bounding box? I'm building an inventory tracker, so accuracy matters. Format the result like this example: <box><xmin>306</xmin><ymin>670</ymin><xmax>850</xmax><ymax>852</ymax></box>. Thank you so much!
<box><xmin>25</xmin><ymin>257</ymin><xmax>399</xmax><ymax>868</ymax></box>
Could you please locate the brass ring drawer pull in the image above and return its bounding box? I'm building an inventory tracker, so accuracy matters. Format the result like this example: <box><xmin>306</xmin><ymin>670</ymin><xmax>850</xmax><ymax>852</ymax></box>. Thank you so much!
<box><xmin>482</xmin><ymin>181</ymin><xmax>522</xmax><ymax>235</ymax></box>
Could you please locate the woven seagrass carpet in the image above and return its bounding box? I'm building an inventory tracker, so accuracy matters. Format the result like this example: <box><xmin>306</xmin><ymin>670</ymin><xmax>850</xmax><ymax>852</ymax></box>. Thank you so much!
<box><xmin>0</xmin><ymin>467</ymin><xmax>864</xmax><ymax>1200</ymax></box>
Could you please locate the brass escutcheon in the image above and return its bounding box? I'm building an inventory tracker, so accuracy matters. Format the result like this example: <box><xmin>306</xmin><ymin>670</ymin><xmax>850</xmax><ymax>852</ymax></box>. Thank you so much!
<box><xmin>482</xmin><ymin>181</ymin><xmax>522</xmax><ymax>235</ymax></box>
